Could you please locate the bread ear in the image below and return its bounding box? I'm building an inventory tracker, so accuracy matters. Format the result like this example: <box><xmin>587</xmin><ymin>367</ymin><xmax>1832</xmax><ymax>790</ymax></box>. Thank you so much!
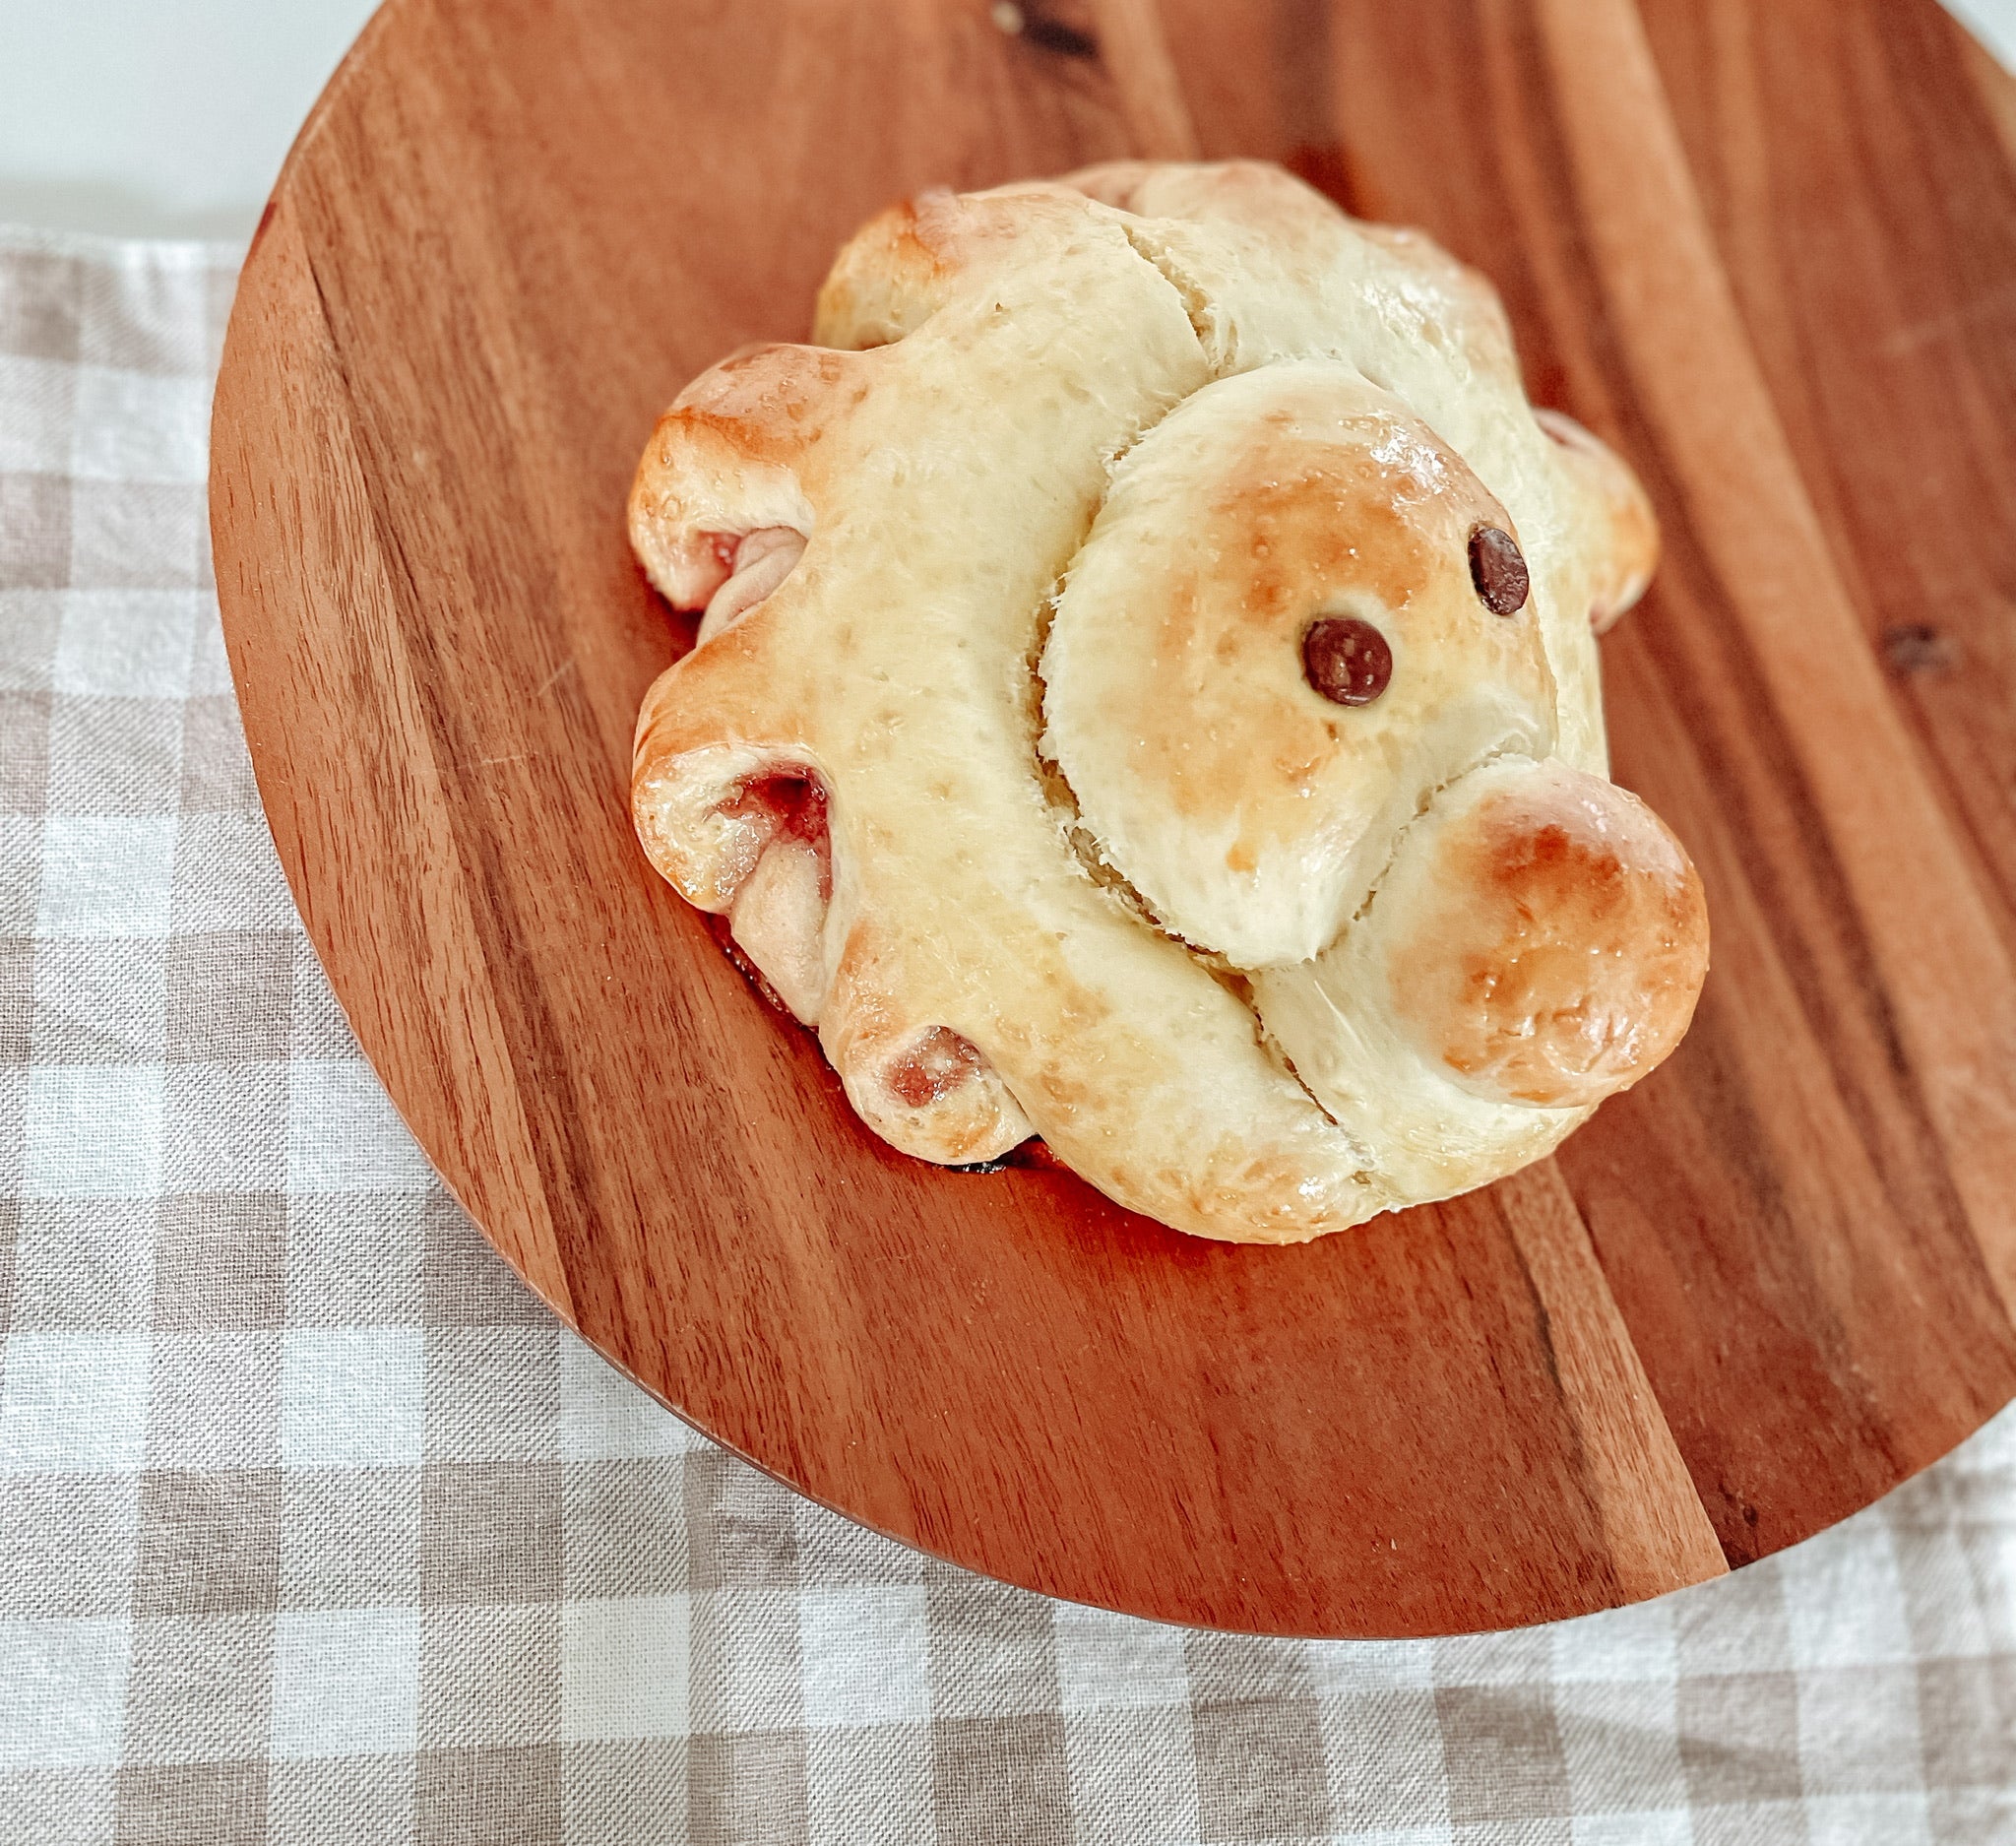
<box><xmin>1534</xmin><ymin>410</ymin><xmax>1660</xmax><ymax>635</ymax></box>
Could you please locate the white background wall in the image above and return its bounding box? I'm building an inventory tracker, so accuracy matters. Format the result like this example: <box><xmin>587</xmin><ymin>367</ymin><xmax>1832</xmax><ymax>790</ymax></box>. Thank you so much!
<box><xmin>2</xmin><ymin>0</ymin><xmax>2015</xmax><ymax>240</ymax></box>
<box><xmin>0</xmin><ymin>0</ymin><xmax>378</xmax><ymax>236</ymax></box>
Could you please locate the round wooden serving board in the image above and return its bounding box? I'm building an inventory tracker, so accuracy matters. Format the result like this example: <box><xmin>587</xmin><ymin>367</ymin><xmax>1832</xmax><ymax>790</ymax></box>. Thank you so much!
<box><xmin>210</xmin><ymin>0</ymin><xmax>2016</xmax><ymax>1636</ymax></box>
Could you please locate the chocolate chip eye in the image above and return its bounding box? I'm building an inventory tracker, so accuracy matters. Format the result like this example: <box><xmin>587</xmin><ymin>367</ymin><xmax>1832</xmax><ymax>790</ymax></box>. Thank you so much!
<box><xmin>1302</xmin><ymin>616</ymin><xmax>1393</xmax><ymax>706</ymax></box>
<box><xmin>1469</xmin><ymin>525</ymin><xmax>1529</xmax><ymax>615</ymax></box>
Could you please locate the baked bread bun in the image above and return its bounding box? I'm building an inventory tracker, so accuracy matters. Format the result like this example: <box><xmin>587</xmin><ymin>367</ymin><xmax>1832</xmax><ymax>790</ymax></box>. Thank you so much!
<box><xmin>628</xmin><ymin>160</ymin><xmax>1707</xmax><ymax>1243</ymax></box>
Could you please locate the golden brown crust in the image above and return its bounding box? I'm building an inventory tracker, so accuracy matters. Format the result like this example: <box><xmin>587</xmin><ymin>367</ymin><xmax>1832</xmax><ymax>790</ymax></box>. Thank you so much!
<box><xmin>1384</xmin><ymin>764</ymin><xmax>1709</xmax><ymax>1108</ymax></box>
<box><xmin>1116</xmin><ymin>394</ymin><xmax>1494</xmax><ymax>835</ymax></box>
<box><xmin>625</xmin><ymin>342</ymin><xmax>864</xmax><ymax>610</ymax></box>
<box><xmin>811</xmin><ymin>189</ymin><xmax>1048</xmax><ymax>351</ymax></box>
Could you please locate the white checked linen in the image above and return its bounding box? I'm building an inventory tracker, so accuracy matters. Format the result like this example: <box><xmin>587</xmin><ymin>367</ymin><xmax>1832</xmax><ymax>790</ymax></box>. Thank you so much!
<box><xmin>3</xmin><ymin>224</ymin><xmax>2015</xmax><ymax>1846</ymax></box>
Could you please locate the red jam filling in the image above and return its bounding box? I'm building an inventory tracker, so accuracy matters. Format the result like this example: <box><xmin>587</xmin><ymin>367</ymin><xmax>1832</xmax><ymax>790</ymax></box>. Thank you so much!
<box><xmin>719</xmin><ymin>767</ymin><xmax>832</xmax><ymax>901</ymax></box>
<box><xmin>885</xmin><ymin>1026</ymin><xmax>984</xmax><ymax>1109</ymax></box>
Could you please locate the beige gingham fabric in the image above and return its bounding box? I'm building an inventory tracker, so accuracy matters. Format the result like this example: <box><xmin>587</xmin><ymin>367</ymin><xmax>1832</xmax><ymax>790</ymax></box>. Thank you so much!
<box><xmin>3</xmin><ymin>225</ymin><xmax>2015</xmax><ymax>1846</ymax></box>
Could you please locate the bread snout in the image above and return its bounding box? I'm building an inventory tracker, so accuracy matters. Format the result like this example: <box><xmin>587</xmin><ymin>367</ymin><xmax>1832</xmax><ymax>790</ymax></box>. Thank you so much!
<box><xmin>1375</xmin><ymin>758</ymin><xmax>1708</xmax><ymax>1109</ymax></box>
<box><xmin>1248</xmin><ymin>755</ymin><xmax>1706</xmax><ymax>1207</ymax></box>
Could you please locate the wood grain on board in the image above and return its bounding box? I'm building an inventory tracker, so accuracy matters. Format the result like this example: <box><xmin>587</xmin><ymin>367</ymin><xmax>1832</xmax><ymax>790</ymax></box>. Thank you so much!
<box><xmin>209</xmin><ymin>0</ymin><xmax>2016</xmax><ymax>1633</ymax></box>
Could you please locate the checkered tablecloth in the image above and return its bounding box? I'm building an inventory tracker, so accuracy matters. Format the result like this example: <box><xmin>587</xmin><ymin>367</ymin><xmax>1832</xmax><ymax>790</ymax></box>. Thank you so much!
<box><xmin>3</xmin><ymin>224</ymin><xmax>2015</xmax><ymax>1846</ymax></box>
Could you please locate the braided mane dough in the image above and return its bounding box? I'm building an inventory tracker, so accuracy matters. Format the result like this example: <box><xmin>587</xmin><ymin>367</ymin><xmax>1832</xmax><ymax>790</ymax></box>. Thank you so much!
<box><xmin>629</xmin><ymin>160</ymin><xmax>1706</xmax><ymax>1243</ymax></box>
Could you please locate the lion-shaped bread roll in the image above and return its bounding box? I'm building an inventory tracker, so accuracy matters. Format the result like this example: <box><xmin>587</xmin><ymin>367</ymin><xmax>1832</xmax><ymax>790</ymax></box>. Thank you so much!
<box><xmin>628</xmin><ymin>160</ymin><xmax>1707</xmax><ymax>1244</ymax></box>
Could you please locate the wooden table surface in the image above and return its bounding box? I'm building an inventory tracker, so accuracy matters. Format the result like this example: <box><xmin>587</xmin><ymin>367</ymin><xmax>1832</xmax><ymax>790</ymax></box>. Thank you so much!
<box><xmin>209</xmin><ymin>0</ymin><xmax>2016</xmax><ymax>1635</ymax></box>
